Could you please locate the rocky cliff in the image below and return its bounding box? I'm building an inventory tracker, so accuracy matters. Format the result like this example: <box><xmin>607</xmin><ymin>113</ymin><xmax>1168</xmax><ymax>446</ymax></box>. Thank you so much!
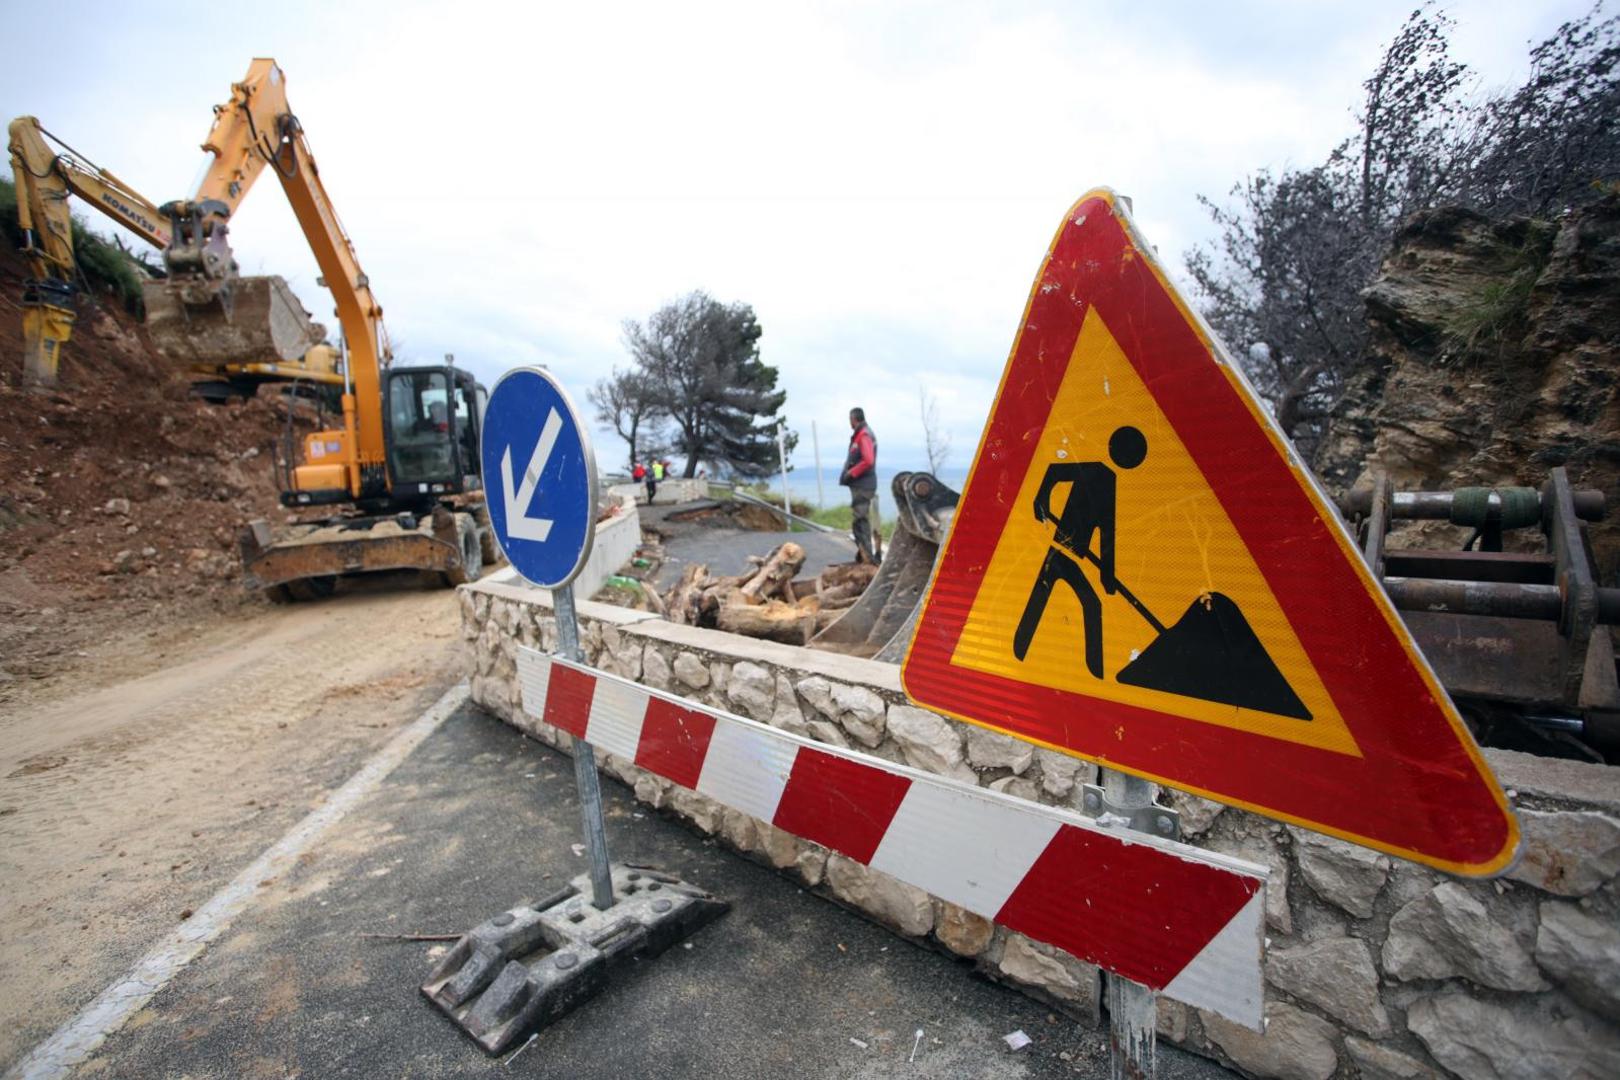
<box><xmin>1315</xmin><ymin>195</ymin><xmax>1620</xmax><ymax>583</ymax></box>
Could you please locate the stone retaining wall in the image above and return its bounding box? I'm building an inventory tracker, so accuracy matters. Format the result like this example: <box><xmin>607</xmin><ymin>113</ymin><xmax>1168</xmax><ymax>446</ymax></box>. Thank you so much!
<box><xmin>495</xmin><ymin>490</ymin><xmax>641</xmax><ymax>601</ymax></box>
<box><xmin>462</xmin><ymin>576</ymin><xmax>1620</xmax><ymax>1080</ymax></box>
<box><xmin>607</xmin><ymin>478</ymin><xmax>709</xmax><ymax>506</ymax></box>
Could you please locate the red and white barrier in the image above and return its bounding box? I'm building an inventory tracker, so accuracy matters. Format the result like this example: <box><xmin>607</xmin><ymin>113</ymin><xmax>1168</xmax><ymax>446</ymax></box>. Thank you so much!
<box><xmin>518</xmin><ymin>647</ymin><xmax>1267</xmax><ymax>1028</ymax></box>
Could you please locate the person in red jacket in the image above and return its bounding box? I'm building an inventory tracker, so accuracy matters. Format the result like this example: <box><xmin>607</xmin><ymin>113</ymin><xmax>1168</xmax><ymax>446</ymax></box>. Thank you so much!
<box><xmin>838</xmin><ymin>406</ymin><xmax>880</xmax><ymax>564</ymax></box>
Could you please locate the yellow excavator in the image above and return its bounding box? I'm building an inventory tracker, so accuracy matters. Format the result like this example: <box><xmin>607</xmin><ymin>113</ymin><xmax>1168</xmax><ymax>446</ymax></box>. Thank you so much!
<box><xmin>150</xmin><ymin>58</ymin><xmax>496</xmax><ymax>600</ymax></box>
<box><xmin>6</xmin><ymin>115</ymin><xmax>342</xmax><ymax>399</ymax></box>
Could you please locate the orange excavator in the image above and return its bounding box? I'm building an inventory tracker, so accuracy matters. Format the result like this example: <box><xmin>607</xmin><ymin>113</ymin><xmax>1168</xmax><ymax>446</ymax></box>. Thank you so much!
<box><xmin>152</xmin><ymin>58</ymin><xmax>498</xmax><ymax>600</ymax></box>
<box><xmin>7</xmin><ymin>115</ymin><xmax>341</xmax><ymax>399</ymax></box>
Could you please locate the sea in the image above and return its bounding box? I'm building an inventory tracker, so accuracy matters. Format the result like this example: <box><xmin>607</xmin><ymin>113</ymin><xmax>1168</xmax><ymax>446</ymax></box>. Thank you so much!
<box><xmin>759</xmin><ymin>463</ymin><xmax>974</xmax><ymax>510</ymax></box>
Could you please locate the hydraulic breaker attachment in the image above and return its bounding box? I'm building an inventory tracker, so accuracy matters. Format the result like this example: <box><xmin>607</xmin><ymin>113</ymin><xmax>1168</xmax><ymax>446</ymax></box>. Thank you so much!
<box><xmin>19</xmin><ymin>279</ymin><xmax>76</xmax><ymax>389</ymax></box>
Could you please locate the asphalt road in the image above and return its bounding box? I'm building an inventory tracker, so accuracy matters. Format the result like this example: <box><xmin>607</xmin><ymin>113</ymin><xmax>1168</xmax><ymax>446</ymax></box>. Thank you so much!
<box><xmin>72</xmin><ymin>702</ymin><xmax>1238</xmax><ymax>1079</ymax></box>
<box><xmin>643</xmin><ymin>500</ymin><xmax>856</xmax><ymax>592</ymax></box>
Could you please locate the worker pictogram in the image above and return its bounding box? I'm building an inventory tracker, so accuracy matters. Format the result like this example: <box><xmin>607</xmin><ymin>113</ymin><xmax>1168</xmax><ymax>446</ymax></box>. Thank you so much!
<box><xmin>902</xmin><ymin>188</ymin><xmax>1519</xmax><ymax>876</ymax></box>
<box><xmin>516</xmin><ymin>646</ymin><xmax>1269</xmax><ymax>1029</ymax></box>
<box><xmin>481</xmin><ymin>367</ymin><xmax>598</xmax><ymax>589</ymax></box>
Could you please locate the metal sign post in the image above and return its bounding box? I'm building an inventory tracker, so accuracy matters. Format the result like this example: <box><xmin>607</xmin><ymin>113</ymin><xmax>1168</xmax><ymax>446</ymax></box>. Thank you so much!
<box><xmin>1099</xmin><ymin>768</ymin><xmax>1161</xmax><ymax>1080</ymax></box>
<box><xmin>436</xmin><ymin>365</ymin><xmax>730</xmax><ymax>1056</ymax></box>
<box><xmin>811</xmin><ymin>419</ymin><xmax>825</xmax><ymax>508</ymax></box>
<box><xmin>776</xmin><ymin>421</ymin><xmax>792</xmax><ymax>520</ymax></box>
<box><xmin>553</xmin><ymin>582</ymin><xmax>614</xmax><ymax>910</ymax></box>
<box><xmin>515</xmin><ymin>647</ymin><xmax>1267</xmax><ymax>1038</ymax></box>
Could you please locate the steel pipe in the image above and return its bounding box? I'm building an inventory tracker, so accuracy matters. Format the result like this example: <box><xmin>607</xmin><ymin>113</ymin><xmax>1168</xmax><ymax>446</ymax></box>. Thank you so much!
<box><xmin>1340</xmin><ymin>487</ymin><xmax>1605</xmax><ymax>523</ymax></box>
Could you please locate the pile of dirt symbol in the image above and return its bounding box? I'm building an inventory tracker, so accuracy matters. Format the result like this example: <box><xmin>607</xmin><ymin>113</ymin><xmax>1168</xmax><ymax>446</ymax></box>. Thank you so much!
<box><xmin>0</xmin><ymin>245</ymin><xmax>321</xmax><ymax>699</ymax></box>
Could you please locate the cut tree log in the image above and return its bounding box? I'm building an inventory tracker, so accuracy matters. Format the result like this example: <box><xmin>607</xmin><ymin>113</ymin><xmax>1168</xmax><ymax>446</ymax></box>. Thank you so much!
<box><xmin>815</xmin><ymin>580</ymin><xmax>867</xmax><ymax>608</ymax></box>
<box><xmin>739</xmin><ymin>542</ymin><xmax>805</xmax><ymax>605</ymax></box>
<box><xmin>718</xmin><ymin>599</ymin><xmax>818</xmax><ymax>645</ymax></box>
<box><xmin>666</xmin><ymin>564</ymin><xmax>709</xmax><ymax>625</ymax></box>
<box><xmin>817</xmin><ymin>561</ymin><xmax>878</xmax><ymax>593</ymax></box>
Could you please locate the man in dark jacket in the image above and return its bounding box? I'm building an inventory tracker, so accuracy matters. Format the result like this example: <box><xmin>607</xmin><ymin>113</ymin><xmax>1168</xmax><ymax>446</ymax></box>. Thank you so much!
<box><xmin>838</xmin><ymin>407</ymin><xmax>880</xmax><ymax>564</ymax></box>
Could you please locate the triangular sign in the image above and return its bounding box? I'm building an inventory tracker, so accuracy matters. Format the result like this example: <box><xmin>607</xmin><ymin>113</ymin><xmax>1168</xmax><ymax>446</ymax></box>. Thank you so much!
<box><xmin>902</xmin><ymin>189</ymin><xmax>1518</xmax><ymax>877</ymax></box>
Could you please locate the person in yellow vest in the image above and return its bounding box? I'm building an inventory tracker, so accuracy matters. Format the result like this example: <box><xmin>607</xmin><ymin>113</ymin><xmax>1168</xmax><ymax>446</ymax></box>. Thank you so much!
<box><xmin>648</xmin><ymin>458</ymin><xmax>665</xmax><ymax>504</ymax></box>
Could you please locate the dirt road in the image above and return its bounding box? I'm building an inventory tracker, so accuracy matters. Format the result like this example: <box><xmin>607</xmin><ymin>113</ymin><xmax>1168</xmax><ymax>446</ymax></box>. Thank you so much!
<box><xmin>0</xmin><ymin>578</ymin><xmax>465</xmax><ymax>1069</ymax></box>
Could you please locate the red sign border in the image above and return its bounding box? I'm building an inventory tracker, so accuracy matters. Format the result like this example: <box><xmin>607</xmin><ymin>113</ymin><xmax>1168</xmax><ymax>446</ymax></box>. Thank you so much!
<box><xmin>901</xmin><ymin>189</ymin><xmax>1518</xmax><ymax>877</ymax></box>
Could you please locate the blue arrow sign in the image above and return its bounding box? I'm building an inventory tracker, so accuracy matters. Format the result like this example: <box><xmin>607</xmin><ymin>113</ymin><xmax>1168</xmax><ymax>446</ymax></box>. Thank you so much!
<box><xmin>480</xmin><ymin>367</ymin><xmax>597</xmax><ymax>590</ymax></box>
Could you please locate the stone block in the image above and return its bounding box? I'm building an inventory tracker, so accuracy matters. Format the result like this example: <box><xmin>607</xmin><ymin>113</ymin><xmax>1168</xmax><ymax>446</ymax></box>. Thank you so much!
<box><xmin>824</xmin><ymin>854</ymin><xmax>933</xmax><ymax>936</ymax></box>
<box><xmin>1383</xmin><ymin>882</ymin><xmax>1545</xmax><ymax>991</ymax></box>
<box><xmin>756</xmin><ymin>824</ymin><xmax>799</xmax><ymax>870</ymax></box>
<box><xmin>795</xmin><ymin>844</ymin><xmax>828</xmax><ymax>887</ymax></box>
<box><xmin>1202</xmin><ymin>1000</ymin><xmax>1338</xmax><ymax>1080</ymax></box>
<box><xmin>794</xmin><ymin>674</ymin><xmax>837</xmax><ymax>718</ymax></box>
<box><xmin>934</xmin><ymin>900</ymin><xmax>994</xmax><ymax>957</ymax></box>
<box><xmin>1156</xmin><ymin>997</ymin><xmax>1189</xmax><ymax>1044</ymax></box>
<box><xmin>1166</xmin><ymin>787</ymin><xmax>1226</xmax><ymax>837</ymax></box>
<box><xmin>770</xmin><ymin>674</ymin><xmax>806</xmax><ymax>732</ymax></box>
<box><xmin>830</xmin><ymin>682</ymin><xmax>886</xmax><ymax>741</ymax></box>
<box><xmin>795</xmin><ymin>677</ymin><xmax>888</xmax><ymax>747</ymax></box>
<box><xmin>987</xmin><ymin>775</ymin><xmax>1041</xmax><ymax>802</ymax></box>
<box><xmin>996</xmin><ymin>935</ymin><xmax>1100</xmax><ymax>1020</ymax></box>
<box><xmin>1407</xmin><ymin>992</ymin><xmax>1620</xmax><ymax>1080</ymax></box>
<box><xmin>1212</xmin><ymin>832</ymin><xmax>1292</xmax><ymax>934</ymax></box>
<box><xmin>1033</xmin><ymin>748</ymin><xmax>1092</xmax><ymax>798</ymax></box>
<box><xmin>726</xmin><ymin>660</ymin><xmax>775</xmax><ymax>721</ymax></box>
<box><xmin>806</xmin><ymin>719</ymin><xmax>848</xmax><ymax>748</ymax></box>
<box><xmin>667</xmin><ymin>786</ymin><xmax>723</xmax><ymax>835</ymax></box>
<box><xmin>1506</xmin><ymin>809</ymin><xmax>1620</xmax><ymax>897</ymax></box>
<box><xmin>886</xmin><ymin>705</ymin><xmax>974</xmax><ymax>782</ymax></box>
<box><xmin>632</xmin><ymin>771</ymin><xmax>670</xmax><ymax>809</ymax></box>
<box><xmin>641</xmin><ymin>646</ymin><xmax>672</xmax><ymax>691</ymax></box>
<box><xmin>1265</xmin><ymin>936</ymin><xmax>1390</xmax><ymax>1037</ymax></box>
<box><xmin>1342</xmin><ymin>1037</ymin><xmax>1437</xmax><ymax>1080</ymax></box>
<box><xmin>672</xmin><ymin>651</ymin><xmax>710</xmax><ymax>689</ymax></box>
<box><xmin>1289</xmin><ymin>826</ymin><xmax>1389</xmax><ymax>918</ymax></box>
<box><xmin>1535</xmin><ymin>899</ymin><xmax>1620</xmax><ymax>1023</ymax></box>
<box><xmin>720</xmin><ymin>808</ymin><xmax>760</xmax><ymax>853</ymax></box>
<box><xmin>965</xmin><ymin>726</ymin><xmax>1034</xmax><ymax>773</ymax></box>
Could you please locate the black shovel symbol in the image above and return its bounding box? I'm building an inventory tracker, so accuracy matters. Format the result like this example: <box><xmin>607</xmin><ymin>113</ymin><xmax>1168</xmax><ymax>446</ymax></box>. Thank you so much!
<box><xmin>1054</xmin><ymin>542</ymin><xmax>1313</xmax><ymax>722</ymax></box>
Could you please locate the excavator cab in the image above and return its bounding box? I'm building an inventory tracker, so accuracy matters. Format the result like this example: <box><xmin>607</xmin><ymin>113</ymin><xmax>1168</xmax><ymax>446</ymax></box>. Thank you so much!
<box><xmin>382</xmin><ymin>365</ymin><xmax>486</xmax><ymax>508</ymax></box>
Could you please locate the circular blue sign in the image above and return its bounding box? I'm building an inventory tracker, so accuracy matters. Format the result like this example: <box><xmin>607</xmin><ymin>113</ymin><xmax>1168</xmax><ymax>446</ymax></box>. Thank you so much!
<box><xmin>480</xmin><ymin>367</ymin><xmax>597</xmax><ymax>589</ymax></box>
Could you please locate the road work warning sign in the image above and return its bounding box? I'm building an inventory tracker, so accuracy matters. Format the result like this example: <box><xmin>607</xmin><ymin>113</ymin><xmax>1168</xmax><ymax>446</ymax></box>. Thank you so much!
<box><xmin>902</xmin><ymin>188</ymin><xmax>1518</xmax><ymax>877</ymax></box>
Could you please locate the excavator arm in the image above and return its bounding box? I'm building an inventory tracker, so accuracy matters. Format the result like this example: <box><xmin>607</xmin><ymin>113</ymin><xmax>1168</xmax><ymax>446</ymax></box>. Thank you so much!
<box><xmin>152</xmin><ymin>59</ymin><xmax>391</xmax><ymax>499</ymax></box>
<box><xmin>7</xmin><ymin>117</ymin><xmax>170</xmax><ymax>386</ymax></box>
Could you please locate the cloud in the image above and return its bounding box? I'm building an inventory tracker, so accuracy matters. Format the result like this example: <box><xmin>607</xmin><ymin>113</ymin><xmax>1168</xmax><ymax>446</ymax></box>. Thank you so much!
<box><xmin>2</xmin><ymin>0</ymin><xmax>1592</xmax><ymax>473</ymax></box>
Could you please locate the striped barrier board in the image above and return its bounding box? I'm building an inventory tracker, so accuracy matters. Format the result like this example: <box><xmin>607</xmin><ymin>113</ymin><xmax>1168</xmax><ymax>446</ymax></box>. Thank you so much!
<box><xmin>517</xmin><ymin>646</ymin><xmax>1268</xmax><ymax>1028</ymax></box>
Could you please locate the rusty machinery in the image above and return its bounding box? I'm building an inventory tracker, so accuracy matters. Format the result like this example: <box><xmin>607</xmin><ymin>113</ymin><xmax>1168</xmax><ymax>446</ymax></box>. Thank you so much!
<box><xmin>1343</xmin><ymin>467</ymin><xmax>1618</xmax><ymax>762</ymax></box>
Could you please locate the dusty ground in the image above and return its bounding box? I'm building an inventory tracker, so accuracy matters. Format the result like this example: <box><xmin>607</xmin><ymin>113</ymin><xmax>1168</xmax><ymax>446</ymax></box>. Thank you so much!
<box><xmin>0</xmin><ymin>574</ymin><xmax>465</xmax><ymax>1069</ymax></box>
<box><xmin>71</xmin><ymin>702</ymin><xmax>1235</xmax><ymax>1080</ymax></box>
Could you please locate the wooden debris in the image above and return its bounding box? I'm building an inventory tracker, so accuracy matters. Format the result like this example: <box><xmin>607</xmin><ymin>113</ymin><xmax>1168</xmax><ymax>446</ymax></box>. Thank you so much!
<box><xmin>660</xmin><ymin>544</ymin><xmax>877</xmax><ymax>646</ymax></box>
<box><xmin>738</xmin><ymin>542</ymin><xmax>804</xmax><ymax>604</ymax></box>
<box><xmin>718</xmin><ymin>599</ymin><xmax>818</xmax><ymax>645</ymax></box>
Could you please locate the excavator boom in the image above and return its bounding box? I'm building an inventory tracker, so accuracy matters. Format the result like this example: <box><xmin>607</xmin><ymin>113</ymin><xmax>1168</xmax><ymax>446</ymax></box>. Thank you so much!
<box><xmin>8</xmin><ymin>116</ymin><xmax>172</xmax><ymax>386</ymax></box>
<box><xmin>148</xmin><ymin>59</ymin><xmax>390</xmax><ymax>497</ymax></box>
<box><xmin>8</xmin><ymin>115</ymin><xmax>334</xmax><ymax>391</ymax></box>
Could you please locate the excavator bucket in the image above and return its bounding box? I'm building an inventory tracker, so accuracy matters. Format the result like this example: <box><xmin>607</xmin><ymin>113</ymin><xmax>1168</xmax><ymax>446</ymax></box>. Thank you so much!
<box><xmin>143</xmin><ymin>274</ymin><xmax>325</xmax><ymax>367</ymax></box>
<box><xmin>809</xmin><ymin>471</ymin><xmax>959</xmax><ymax>662</ymax></box>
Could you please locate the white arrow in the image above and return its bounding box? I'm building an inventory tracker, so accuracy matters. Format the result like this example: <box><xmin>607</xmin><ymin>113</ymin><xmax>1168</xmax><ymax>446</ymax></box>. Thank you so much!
<box><xmin>501</xmin><ymin>407</ymin><xmax>563</xmax><ymax>542</ymax></box>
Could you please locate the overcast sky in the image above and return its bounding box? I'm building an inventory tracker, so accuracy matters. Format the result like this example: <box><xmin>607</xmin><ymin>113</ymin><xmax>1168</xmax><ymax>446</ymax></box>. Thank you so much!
<box><xmin>2</xmin><ymin>0</ymin><xmax>1591</xmax><ymax>477</ymax></box>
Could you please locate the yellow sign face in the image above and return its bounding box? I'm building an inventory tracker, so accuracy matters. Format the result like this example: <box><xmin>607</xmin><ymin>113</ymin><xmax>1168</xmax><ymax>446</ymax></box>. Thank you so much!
<box><xmin>949</xmin><ymin>308</ymin><xmax>1359</xmax><ymax>756</ymax></box>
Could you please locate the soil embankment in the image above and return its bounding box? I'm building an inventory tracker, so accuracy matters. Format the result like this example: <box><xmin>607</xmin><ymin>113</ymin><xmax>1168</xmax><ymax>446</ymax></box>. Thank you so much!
<box><xmin>0</xmin><ymin>239</ymin><xmax>470</xmax><ymax>1068</ymax></box>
